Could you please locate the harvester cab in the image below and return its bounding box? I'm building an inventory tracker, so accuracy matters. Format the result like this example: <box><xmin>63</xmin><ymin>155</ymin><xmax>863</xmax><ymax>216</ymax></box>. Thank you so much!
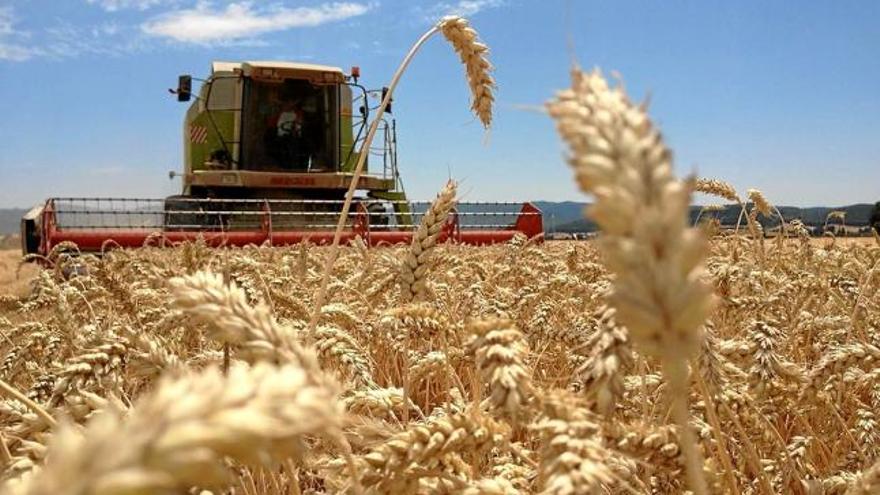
<box><xmin>164</xmin><ymin>61</ymin><xmax>407</xmax><ymax>226</ymax></box>
<box><xmin>171</xmin><ymin>62</ymin><xmax>400</xmax><ymax>197</ymax></box>
<box><xmin>21</xmin><ymin>60</ymin><xmax>544</xmax><ymax>257</ymax></box>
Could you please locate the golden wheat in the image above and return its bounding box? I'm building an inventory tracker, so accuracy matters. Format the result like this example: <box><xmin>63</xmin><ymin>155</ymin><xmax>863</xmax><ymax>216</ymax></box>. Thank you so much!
<box><xmin>1</xmin><ymin>234</ymin><xmax>879</xmax><ymax>493</ymax></box>
<box><xmin>547</xmin><ymin>67</ymin><xmax>715</xmax><ymax>493</ymax></box>
<box><xmin>439</xmin><ymin>16</ymin><xmax>496</xmax><ymax>128</ymax></box>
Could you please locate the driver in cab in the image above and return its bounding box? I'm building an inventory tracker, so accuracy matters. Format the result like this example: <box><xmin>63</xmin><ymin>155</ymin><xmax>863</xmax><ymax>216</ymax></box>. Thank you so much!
<box><xmin>264</xmin><ymin>88</ymin><xmax>308</xmax><ymax>170</ymax></box>
<box><xmin>273</xmin><ymin>100</ymin><xmax>304</xmax><ymax>140</ymax></box>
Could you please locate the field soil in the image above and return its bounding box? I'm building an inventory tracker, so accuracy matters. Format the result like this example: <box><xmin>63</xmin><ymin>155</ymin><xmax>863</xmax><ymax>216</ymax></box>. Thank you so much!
<box><xmin>0</xmin><ymin>249</ymin><xmax>37</xmax><ymax>299</ymax></box>
<box><xmin>810</xmin><ymin>236</ymin><xmax>877</xmax><ymax>246</ymax></box>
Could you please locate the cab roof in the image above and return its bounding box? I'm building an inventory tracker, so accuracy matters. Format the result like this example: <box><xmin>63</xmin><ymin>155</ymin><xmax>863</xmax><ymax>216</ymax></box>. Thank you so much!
<box><xmin>212</xmin><ymin>60</ymin><xmax>345</xmax><ymax>75</ymax></box>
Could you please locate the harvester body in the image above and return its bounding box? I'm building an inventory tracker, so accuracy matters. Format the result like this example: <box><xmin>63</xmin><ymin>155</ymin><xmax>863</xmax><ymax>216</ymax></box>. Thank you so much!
<box><xmin>21</xmin><ymin>61</ymin><xmax>543</xmax><ymax>256</ymax></box>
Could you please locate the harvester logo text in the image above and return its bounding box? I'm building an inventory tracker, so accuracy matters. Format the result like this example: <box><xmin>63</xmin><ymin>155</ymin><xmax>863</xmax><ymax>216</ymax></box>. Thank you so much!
<box><xmin>269</xmin><ymin>176</ymin><xmax>317</xmax><ymax>186</ymax></box>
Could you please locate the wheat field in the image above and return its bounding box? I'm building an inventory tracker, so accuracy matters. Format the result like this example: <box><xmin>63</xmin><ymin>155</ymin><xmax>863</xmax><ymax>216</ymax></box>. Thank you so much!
<box><xmin>0</xmin><ymin>227</ymin><xmax>878</xmax><ymax>494</ymax></box>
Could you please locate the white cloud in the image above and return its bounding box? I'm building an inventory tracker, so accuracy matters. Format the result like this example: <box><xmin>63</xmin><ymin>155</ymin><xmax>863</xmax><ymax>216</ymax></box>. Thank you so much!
<box><xmin>425</xmin><ymin>0</ymin><xmax>504</xmax><ymax>18</ymax></box>
<box><xmin>0</xmin><ymin>1</ymin><xmax>373</xmax><ymax>61</ymax></box>
<box><xmin>141</xmin><ymin>1</ymin><xmax>373</xmax><ymax>44</ymax></box>
<box><xmin>86</xmin><ymin>0</ymin><xmax>173</xmax><ymax>12</ymax></box>
<box><xmin>0</xmin><ymin>6</ymin><xmax>40</xmax><ymax>61</ymax></box>
<box><xmin>0</xmin><ymin>6</ymin><xmax>14</xmax><ymax>36</ymax></box>
<box><xmin>0</xmin><ymin>44</ymin><xmax>38</xmax><ymax>61</ymax></box>
<box><xmin>42</xmin><ymin>21</ymin><xmax>146</xmax><ymax>58</ymax></box>
<box><xmin>0</xmin><ymin>5</ymin><xmax>146</xmax><ymax>62</ymax></box>
<box><xmin>92</xmin><ymin>22</ymin><xmax>121</xmax><ymax>37</ymax></box>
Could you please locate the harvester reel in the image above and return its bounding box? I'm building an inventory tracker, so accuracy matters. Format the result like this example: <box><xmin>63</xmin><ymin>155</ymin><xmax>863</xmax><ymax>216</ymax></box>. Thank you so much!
<box><xmin>163</xmin><ymin>196</ymin><xmax>226</xmax><ymax>231</ymax></box>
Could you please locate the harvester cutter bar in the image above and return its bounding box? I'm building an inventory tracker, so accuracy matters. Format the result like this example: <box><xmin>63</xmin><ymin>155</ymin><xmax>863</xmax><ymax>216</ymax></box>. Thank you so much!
<box><xmin>25</xmin><ymin>197</ymin><xmax>543</xmax><ymax>255</ymax></box>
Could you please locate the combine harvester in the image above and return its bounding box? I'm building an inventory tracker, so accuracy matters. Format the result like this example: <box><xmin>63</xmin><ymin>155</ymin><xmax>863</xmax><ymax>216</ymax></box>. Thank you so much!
<box><xmin>21</xmin><ymin>61</ymin><xmax>542</xmax><ymax>256</ymax></box>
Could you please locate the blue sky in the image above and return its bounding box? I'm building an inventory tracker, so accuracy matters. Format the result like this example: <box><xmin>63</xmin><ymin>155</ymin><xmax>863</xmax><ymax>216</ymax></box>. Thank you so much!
<box><xmin>1</xmin><ymin>0</ymin><xmax>878</xmax><ymax>208</ymax></box>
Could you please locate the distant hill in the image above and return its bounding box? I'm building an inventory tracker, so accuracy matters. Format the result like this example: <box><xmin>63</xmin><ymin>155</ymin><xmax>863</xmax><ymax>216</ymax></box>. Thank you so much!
<box><xmin>544</xmin><ymin>202</ymin><xmax>876</xmax><ymax>234</ymax></box>
<box><xmin>0</xmin><ymin>209</ymin><xmax>26</xmax><ymax>235</ymax></box>
<box><xmin>533</xmin><ymin>201</ymin><xmax>597</xmax><ymax>232</ymax></box>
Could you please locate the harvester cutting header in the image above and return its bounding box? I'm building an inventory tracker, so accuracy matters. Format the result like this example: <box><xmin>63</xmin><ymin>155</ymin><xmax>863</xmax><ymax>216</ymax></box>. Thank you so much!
<box><xmin>21</xmin><ymin>56</ymin><xmax>542</xmax><ymax>256</ymax></box>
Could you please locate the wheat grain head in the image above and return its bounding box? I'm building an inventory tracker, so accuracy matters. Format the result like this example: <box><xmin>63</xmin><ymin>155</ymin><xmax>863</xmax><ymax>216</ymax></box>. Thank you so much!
<box><xmin>439</xmin><ymin>16</ymin><xmax>495</xmax><ymax>128</ymax></box>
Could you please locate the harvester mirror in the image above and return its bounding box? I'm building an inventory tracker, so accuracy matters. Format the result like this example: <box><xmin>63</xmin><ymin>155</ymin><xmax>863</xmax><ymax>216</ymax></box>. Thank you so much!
<box><xmin>381</xmin><ymin>86</ymin><xmax>392</xmax><ymax>113</ymax></box>
<box><xmin>177</xmin><ymin>75</ymin><xmax>192</xmax><ymax>102</ymax></box>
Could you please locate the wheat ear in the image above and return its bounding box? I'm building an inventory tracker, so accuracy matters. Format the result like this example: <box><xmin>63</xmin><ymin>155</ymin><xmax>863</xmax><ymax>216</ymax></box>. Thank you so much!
<box><xmin>400</xmin><ymin>180</ymin><xmax>457</xmax><ymax>303</ymax></box>
<box><xmin>697</xmin><ymin>179</ymin><xmax>765</xmax><ymax>240</ymax></box>
<box><xmin>695</xmin><ymin>178</ymin><xmax>741</xmax><ymax>203</ymax></box>
<box><xmin>533</xmin><ymin>391</ymin><xmax>615</xmax><ymax>493</ymax></box>
<box><xmin>467</xmin><ymin>318</ymin><xmax>534</xmax><ymax>420</ymax></box>
<box><xmin>439</xmin><ymin>15</ymin><xmax>495</xmax><ymax>128</ymax></box>
<box><xmin>0</xmin><ymin>379</ymin><xmax>56</xmax><ymax>428</ymax></box>
<box><xmin>17</xmin><ymin>363</ymin><xmax>343</xmax><ymax>495</ymax></box>
<box><xmin>169</xmin><ymin>271</ymin><xmax>323</xmax><ymax>378</ymax></box>
<box><xmin>356</xmin><ymin>410</ymin><xmax>504</xmax><ymax>492</ymax></box>
<box><xmin>747</xmin><ymin>188</ymin><xmax>772</xmax><ymax>217</ymax></box>
<box><xmin>747</xmin><ymin>188</ymin><xmax>788</xmax><ymax>238</ymax></box>
<box><xmin>576</xmin><ymin>306</ymin><xmax>632</xmax><ymax>416</ymax></box>
<box><xmin>547</xmin><ymin>68</ymin><xmax>715</xmax><ymax>494</ymax></box>
<box><xmin>397</xmin><ymin>180</ymin><xmax>456</xmax><ymax>425</ymax></box>
<box><xmin>847</xmin><ymin>457</ymin><xmax>880</xmax><ymax>494</ymax></box>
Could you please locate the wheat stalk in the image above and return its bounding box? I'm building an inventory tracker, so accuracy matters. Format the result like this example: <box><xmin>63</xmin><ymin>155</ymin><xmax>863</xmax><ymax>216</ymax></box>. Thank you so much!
<box><xmin>306</xmin><ymin>15</ymin><xmax>495</xmax><ymax>340</ymax></box>
<box><xmin>547</xmin><ymin>67</ymin><xmax>715</xmax><ymax>494</ymax></box>
<box><xmin>400</xmin><ymin>180</ymin><xmax>458</xmax><ymax>303</ymax></box>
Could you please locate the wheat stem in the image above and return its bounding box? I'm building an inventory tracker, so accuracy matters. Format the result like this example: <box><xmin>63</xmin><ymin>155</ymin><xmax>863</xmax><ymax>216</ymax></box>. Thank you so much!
<box><xmin>306</xmin><ymin>24</ymin><xmax>441</xmax><ymax>340</ymax></box>
<box><xmin>0</xmin><ymin>377</ymin><xmax>56</xmax><ymax>428</ymax></box>
<box><xmin>665</xmin><ymin>359</ymin><xmax>708</xmax><ymax>495</ymax></box>
<box><xmin>693</xmin><ymin>363</ymin><xmax>739</xmax><ymax>494</ymax></box>
<box><xmin>0</xmin><ymin>430</ymin><xmax>12</xmax><ymax>469</ymax></box>
<box><xmin>307</xmin><ymin>15</ymin><xmax>493</xmax><ymax>339</ymax></box>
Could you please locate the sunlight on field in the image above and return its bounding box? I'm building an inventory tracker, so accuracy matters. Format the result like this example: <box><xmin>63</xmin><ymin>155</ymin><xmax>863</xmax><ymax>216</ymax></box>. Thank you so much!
<box><xmin>0</xmin><ymin>235</ymin><xmax>877</xmax><ymax>493</ymax></box>
<box><xmin>0</xmin><ymin>249</ymin><xmax>36</xmax><ymax>299</ymax></box>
